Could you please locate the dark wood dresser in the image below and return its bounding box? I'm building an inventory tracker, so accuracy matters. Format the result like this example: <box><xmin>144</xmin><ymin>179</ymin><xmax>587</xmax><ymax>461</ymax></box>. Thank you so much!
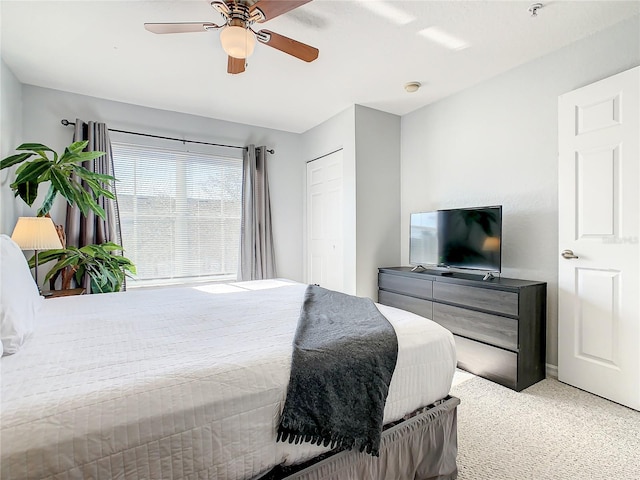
<box><xmin>378</xmin><ymin>267</ymin><xmax>546</xmax><ymax>391</ymax></box>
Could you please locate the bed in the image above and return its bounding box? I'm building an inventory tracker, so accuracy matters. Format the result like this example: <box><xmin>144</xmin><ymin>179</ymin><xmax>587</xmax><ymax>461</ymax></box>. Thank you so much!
<box><xmin>1</xmin><ymin>237</ymin><xmax>458</xmax><ymax>480</ymax></box>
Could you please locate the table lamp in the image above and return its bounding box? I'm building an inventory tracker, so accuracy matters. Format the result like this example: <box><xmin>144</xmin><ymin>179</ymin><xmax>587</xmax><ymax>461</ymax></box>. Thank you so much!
<box><xmin>11</xmin><ymin>217</ymin><xmax>63</xmax><ymax>287</ymax></box>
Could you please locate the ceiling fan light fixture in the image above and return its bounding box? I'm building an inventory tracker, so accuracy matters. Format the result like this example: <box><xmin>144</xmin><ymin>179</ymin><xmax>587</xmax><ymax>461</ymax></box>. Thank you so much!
<box><xmin>220</xmin><ymin>24</ymin><xmax>256</xmax><ymax>59</ymax></box>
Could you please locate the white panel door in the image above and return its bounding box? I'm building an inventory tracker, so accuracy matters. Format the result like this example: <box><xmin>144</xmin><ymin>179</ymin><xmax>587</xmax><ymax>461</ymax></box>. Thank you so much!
<box><xmin>558</xmin><ymin>66</ymin><xmax>639</xmax><ymax>410</ymax></box>
<box><xmin>306</xmin><ymin>150</ymin><xmax>344</xmax><ymax>292</ymax></box>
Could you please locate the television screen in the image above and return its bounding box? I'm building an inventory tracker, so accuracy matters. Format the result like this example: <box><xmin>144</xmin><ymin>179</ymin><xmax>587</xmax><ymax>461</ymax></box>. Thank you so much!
<box><xmin>438</xmin><ymin>206</ymin><xmax>502</xmax><ymax>271</ymax></box>
<box><xmin>409</xmin><ymin>211</ymin><xmax>439</xmax><ymax>267</ymax></box>
<box><xmin>410</xmin><ymin>206</ymin><xmax>502</xmax><ymax>272</ymax></box>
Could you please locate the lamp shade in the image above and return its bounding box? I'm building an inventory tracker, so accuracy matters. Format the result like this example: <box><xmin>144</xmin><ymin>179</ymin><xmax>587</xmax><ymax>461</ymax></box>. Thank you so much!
<box><xmin>11</xmin><ymin>217</ymin><xmax>63</xmax><ymax>251</ymax></box>
<box><xmin>220</xmin><ymin>25</ymin><xmax>256</xmax><ymax>59</ymax></box>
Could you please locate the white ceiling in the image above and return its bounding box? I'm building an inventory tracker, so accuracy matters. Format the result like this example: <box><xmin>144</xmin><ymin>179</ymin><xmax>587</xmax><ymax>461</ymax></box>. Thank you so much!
<box><xmin>2</xmin><ymin>1</ymin><xmax>639</xmax><ymax>133</ymax></box>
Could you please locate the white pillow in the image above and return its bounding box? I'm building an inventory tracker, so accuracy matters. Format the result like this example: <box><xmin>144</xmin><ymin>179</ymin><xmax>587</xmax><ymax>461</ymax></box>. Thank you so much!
<box><xmin>1</xmin><ymin>234</ymin><xmax>43</xmax><ymax>355</ymax></box>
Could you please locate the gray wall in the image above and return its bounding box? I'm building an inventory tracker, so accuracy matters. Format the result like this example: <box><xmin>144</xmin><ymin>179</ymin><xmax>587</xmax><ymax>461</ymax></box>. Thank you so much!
<box><xmin>5</xmin><ymin>85</ymin><xmax>305</xmax><ymax>282</ymax></box>
<box><xmin>301</xmin><ymin>105</ymin><xmax>401</xmax><ymax>300</ymax></box>
<box><xmin>354</xmin><ymin>105</ymin><xmax>401</xmax><ymax>299</ymax></box>
<box><xmin>400</xmin><ymin>15</ymin><xmax>640</xmax><ymax>367</ymax></box>
<box><xmin>1</xmin><ymin>59</ymin><xmax>23</xmax><ymax>234</ymax></box>
<box><xmin>301</xmin><ymin>106</ymin><xmax>358</xmax><ymax>294</ymax></box>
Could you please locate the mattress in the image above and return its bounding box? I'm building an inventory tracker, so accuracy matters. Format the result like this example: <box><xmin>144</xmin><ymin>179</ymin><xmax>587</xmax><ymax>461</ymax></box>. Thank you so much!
<box><xmin>1</xmin><ymin>279</ymin><xmax>456</xmax><ymax>480</ymax></box>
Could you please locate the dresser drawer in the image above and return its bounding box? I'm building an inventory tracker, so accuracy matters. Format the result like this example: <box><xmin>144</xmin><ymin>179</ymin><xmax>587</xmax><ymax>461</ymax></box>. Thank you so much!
<box><xmin>378</xmin><ymin>290</ymin><xmax>433</xmax><ymax>320</ymax></box>
<box><xmin>433</xmin><ymin>303</ymin><xmax>518</xmax><ymax>351</ymax></box>
<box><xmin>454</xmin><ymin>335</ymin><xmax>518</xmax><ymax>390</ymax></box>
<box><xmin>433</xmin><ymin>282</ymin><xmax>518</xmax><ymax>316</ymax></box>
<box><xmin>379</xmin><ymin>273</ymin><xmax>433</xmax><ymax>299</ymax></box>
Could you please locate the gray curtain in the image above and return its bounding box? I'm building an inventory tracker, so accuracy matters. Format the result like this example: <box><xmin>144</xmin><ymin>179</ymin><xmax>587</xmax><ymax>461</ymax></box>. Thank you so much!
<box><xmin>65</xmin><ymin>119</ymin><xmax>121</xmax><ymax>292</ymax></box>
<box><xmin>238</xmin><ymin>145</ymin><xmax>276</xmax><ymax>280</ymax></box>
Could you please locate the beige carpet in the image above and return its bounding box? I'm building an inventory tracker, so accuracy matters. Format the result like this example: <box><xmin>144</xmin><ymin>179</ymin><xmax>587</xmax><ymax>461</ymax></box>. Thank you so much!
<box><xmin>449</xmin><ymin>373</ymin><xmax>640</xmax><ymax>480</ymax></box>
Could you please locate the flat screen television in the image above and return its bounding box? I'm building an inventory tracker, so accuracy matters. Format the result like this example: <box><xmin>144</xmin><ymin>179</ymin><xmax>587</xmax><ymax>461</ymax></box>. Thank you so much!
<box><xmin>410</xmin><ymin>206</ymin><xmax>502</xmax><ymax>272</ymax></box>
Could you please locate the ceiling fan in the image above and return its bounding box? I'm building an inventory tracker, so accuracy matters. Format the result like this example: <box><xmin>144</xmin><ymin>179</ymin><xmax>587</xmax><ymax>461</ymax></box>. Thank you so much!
<box><xmin>144</xmin><ymin>0</ymin><xmax>319</xmax><ymax>74</ymax></box>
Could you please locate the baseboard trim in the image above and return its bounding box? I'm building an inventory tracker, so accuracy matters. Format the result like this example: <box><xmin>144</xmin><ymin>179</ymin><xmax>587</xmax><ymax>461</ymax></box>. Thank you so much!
<box><xmin>546</xmin><ymin>363</ymin><xmax>558</xmax><ymax>379</ymax></box>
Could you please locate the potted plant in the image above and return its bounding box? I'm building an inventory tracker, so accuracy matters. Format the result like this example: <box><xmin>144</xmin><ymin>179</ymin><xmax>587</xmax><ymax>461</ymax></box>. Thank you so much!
<box><xmin>1</xmin><ymin>141</ymin><xmax>135</xmax><ymax>293</ymax></box>
<box><xmin>31</xmin><ymin>242</ymin><xmax>136</xmax><ymax>294</ymax></box>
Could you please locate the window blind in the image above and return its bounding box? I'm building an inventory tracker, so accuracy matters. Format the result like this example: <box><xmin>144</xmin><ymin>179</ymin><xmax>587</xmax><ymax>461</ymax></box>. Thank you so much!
<box><xmin>111</xmin><ymin>143</ymin><xmax>243</xmax><ymax>286</ymax></box>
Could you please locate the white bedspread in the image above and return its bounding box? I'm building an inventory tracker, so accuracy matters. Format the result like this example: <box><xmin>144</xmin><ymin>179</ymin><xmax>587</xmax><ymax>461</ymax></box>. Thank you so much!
<box><xmin>1</xmin><ymin>280</ymin><xmax>456</xmax><ymax>480</ymax></box>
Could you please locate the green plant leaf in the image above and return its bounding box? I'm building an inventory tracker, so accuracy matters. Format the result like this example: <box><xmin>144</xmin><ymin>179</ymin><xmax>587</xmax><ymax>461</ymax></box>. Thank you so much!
<box><xmin>90</xmin><ymin>279</ymin><xmax>105</xmax><ymax>293</ymax></box>
<box><xmin>42</xmin><ymin>255</ymin><xmax>80</xmax><ymax>283</ymax></box>
<box><xmin>114</xmin><ymin>256</ymin><xmax>136</xmax><ymax>274</ymax></box>
<box><xmin>60</xmin><ymin>144</ymin><xmax>104</xmax><ymax>165</ymax></box>
<box><xmin>73</xmin><ymin>165</ymin><xmax>116</xmax><ymax>182</ymax></box>
<box><xmin>12</xmin><ymin>159</ymin><xmax>51</xmax><ymax>183</ymax></box>
<box><xmin>12</xmin><ymin>158</ymin><xmax>52</xmax><ymax>183</ymax></box>
<box><xmin>85</xmin><ymin>193</ymin><xmax>107</xmax><ymax>219</ymax></box>
<box><xmin>13</xmin><ymin>161</ymin><xmax>30</xmax><ymax>177</ymax></box>
<box><xmin>49</xmin><ymin>168</ymin><xmax>78</xmax><ymax>205</ymax></box>
<box><xmin>79</xmin><ymin>244</ymin><xmax>102</xmax><ymax>255</ymax></box>
<box><xmin>0</xmin><ymin>152</ymin><xmax>34</xmax><ymax>170</ymax></box>
<box><xmin>69</xmin><ymin>184</ymin><xmax>91</xmax><ymax>217</ymax></box>
<box><xmin>61</xmin><ymin>145</ymin><xmax>77</xmax><ymax>162</ymax></box>
<box><xmin>78</xmin><ymin>177</ymin><xmax>116</xmax><ymax>202</ymax></box>
<box><xmin>61</xmin><ymin>151</ymin><xmax>105</xmax><ymax>165</ymax></box>
<box><xmin>75</xmin><ymin>265</ymin><xmax>86</xmax><ymax>285</ymax></box>
<box><xmin>29</xmin><ymin>249</ymin><xmax>67</xmax><ymax>267</ymax></box>
<box><xmin>38</xmin><ymin>184</ymin><xmax>58</xmax><ymax>217</ymax></box>
<box><xmin>16</xmin><ymin>143</ymin><xmax>55</xmax><ymax>152</ymax></box>
<box><xmin>16</xmin><ymin>180</ymin><xmax>39</xmax><ymax>206</ymax></box>
<box><xmin>103</xmin><ymin>268</ymin><xmax>117</xmax><ymax>284</ymax></box>
<box><xmin>101</xmin><ymin>242</ymin><xmax>124</xmax><ymax>251</ymax></box>
<box><xmin>81</xmin><ymin>177</ymin><xmax>102</xmax><ymax>196</ymax></box>
<box><xmin>66</xmin><ymin>141</ymin><xmax>89</xmax><ymax>155</ymax></box>
<box><xmin>74</xmin><ymin>151</ymin><xmax>106</xmax><ymax>162</ymax></box>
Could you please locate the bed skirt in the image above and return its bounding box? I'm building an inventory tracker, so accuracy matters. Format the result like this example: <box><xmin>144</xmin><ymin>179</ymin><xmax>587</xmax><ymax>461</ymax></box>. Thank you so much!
<box><xmin>269</xmin><ymin>395</ymin><xmax>459</xmax><ymax>480</ymax></box>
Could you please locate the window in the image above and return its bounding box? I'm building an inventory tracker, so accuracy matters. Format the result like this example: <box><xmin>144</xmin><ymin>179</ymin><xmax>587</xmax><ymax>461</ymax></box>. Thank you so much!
<box><xmin>111</xmin><ymin>143</ymin><xmax>243</xmax><ymax>286</ymax></box>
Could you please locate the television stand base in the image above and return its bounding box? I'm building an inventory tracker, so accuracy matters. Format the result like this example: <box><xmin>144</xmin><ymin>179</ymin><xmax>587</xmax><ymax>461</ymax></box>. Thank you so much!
<box><xmin>411</xmin><ymin>265</ymin><xmax>453</xmax><ymax>276</ymax></box>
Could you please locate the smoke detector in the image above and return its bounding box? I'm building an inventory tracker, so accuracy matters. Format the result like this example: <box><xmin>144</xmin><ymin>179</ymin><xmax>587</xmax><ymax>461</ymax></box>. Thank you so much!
<box><xmin>528</xmin><ymin>3</ymin><xmax>543</xmax><ymax>17</ymax></box>
<box><xmin>404</xmin><ymin>82</ymin><xmax>421</xmax><ymax>93</ymax></box>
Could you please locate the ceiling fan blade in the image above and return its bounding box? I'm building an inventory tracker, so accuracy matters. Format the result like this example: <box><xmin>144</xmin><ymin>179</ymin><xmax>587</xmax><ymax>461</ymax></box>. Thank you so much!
<box><xmin>228</xmin><ymin>56</ymin><xmax>246</xmax><ymax>74</ymax></box>
<box><xmin>144</xmin><ymin>23</ymin><xmax>217</xmax><ymax>34</ymax></box>
<box><xmin>257</xmin><ymin>29</ymin><xmax>318</xmax><ymax>62</ymax></box>
<box><xmin>250</xmin><ymin>0</ymin><xmax>312</xmax><ymax>22</ymax></box>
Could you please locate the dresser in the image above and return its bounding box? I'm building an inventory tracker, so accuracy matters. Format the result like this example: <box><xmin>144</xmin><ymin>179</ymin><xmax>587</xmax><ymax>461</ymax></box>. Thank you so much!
<box><xmin>378</xmin><ymin>267</ymin><xmax>546</xmax><ymax>391</ymax></box>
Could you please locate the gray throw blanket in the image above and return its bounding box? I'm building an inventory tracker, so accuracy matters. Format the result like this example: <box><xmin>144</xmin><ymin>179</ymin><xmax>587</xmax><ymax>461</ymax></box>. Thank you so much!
<box><xmin>277</xmin><ymin>285</ymin><xmax>398</xmax><ymax>456</ymax></box>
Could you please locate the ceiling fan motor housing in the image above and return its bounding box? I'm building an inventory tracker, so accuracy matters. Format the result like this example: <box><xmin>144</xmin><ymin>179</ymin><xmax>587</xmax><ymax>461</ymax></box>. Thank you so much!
<box><xmin>214</xmin><ymin>1</ymin><xmax>264</xmax><ymax>27</ymax></box>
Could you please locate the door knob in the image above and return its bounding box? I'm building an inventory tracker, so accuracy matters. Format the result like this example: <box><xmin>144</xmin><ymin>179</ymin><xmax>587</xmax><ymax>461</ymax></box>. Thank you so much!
<box><xmin>561</xmin><ymin>249</ymin><xmax>579</xmax><ymax>259</ymax></box>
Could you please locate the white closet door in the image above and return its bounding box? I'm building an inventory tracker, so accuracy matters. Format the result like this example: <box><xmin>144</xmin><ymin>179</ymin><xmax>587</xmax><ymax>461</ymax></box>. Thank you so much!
<box><xmin>558</xmin><ymin>66</ymin><xmax>639</xmax><ymax>410</ymax></box>
<box><xmin>306</xmin><ymin>150</ymin><xmax>344</xmax><ymax>292</ymax></box>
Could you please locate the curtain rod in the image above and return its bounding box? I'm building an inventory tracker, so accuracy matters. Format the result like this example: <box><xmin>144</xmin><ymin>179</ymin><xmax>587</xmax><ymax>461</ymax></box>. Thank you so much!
<box><xmin>60</xmin><ymin>119</ymin><xmax>274</xmax><ymax>154</ymax></box>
